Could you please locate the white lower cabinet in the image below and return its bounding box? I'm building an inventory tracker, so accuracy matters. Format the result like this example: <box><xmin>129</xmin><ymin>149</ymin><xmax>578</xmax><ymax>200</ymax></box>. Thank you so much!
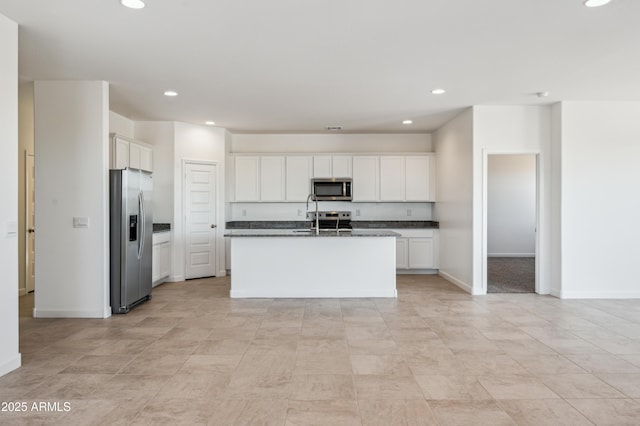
<box><xmin>392</xmin><ymin>229</ymin><xmax>438</xmax><ymax>271</ymax></box>
<box><xmin>152</xmin><ymin>232</ymin><xmax>171</xmax><ymax>286</ymax></box>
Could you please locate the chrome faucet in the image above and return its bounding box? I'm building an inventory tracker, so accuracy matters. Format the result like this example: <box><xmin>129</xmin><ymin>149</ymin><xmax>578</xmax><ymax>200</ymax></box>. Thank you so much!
<box><xmin>306</xmin><ymin>193</ymin><xmax>320</xmax><ymax>235</ymax></box>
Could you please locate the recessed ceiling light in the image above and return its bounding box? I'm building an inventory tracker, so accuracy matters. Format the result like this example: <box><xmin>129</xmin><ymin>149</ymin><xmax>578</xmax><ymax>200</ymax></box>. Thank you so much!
<box><xmin>120</xmin><ymin>0</ymin><xmax>145</xmax><ymax>9</ymax></box>
<box><xmin>431</xmin><ymin>88</ymin><xmax>446</xmax><ymax>95</ymax></box>
<box><xmin>402</xmin><ymin>120</ymin><xmax>413</xmax><ymax>125</ymax></box>
<box><xmin>584</xmin><ymin>0</ymin><xmax>611</xmax><ymax>7</ymax></box>
<box><xmin>536</xmin><ymin>91</ymin><xmax>550</xmax><ymax>98</ymax></box>
<box><xmin>163</xmin><ymin>90</ymin><xmax>178</xmax><ymax>97</ymax></box>
<box><xmin>205</xmin><ymin>121</ymin><xmax>216</xmax><ymax>126</ymax></box>
<box><xmin>325</xmin><ymin>126</ymin><xmax>343</xmax><ymax>131</ymax></box>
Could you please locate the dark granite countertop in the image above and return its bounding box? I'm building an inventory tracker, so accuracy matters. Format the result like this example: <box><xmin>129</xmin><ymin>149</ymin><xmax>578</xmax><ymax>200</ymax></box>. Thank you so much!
<box><xmin>225</xmin><ymin>229</ymin><xmax>400</xmax><ymax>238</ymax></box>
<box><xmin>352</xmin><ymin>220</ymin><xmax>439</xmax><ymax>229</ymax></box>
<box><xmin>153</xmin><ymin>223</ymin><xmax>171</xmax><ymax>233</ymax></box>
<box><xmin>225</xmin><ymin>220</ymin><xmax>438</xmax><ymax>230</ymax></box>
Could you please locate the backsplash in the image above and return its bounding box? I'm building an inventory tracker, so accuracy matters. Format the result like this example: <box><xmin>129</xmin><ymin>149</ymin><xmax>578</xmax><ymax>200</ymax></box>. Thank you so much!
<box><xmin>229</xmin><ymin>202</ymin><xmax>433</xmax><ymax>221</ymax></box>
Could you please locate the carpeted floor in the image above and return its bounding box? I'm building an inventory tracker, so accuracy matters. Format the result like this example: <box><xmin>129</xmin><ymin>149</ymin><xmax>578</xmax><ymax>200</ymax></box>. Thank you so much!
<box><xmin>487</xmin><ymin>257</ymin><xmax>535</xmax><ymax>293</ymax></box>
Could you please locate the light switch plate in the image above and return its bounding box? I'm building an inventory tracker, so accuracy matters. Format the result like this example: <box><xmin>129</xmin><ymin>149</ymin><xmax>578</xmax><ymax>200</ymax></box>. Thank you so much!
<box><xmin>5</xmin><ymin>220</ymin><xmax>17</xmax><ymax>238</ymax></box>
<box><xmin>73</xmin><ymin>217</ymin><xmax>89</xmax><ymax>228</ymax></box>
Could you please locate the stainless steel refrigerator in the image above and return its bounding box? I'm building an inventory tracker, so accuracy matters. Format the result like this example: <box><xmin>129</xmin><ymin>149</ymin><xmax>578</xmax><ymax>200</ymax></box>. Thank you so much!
<box><xmin>109</xmin><ymin>168</ymin><xmax>153</xmax><ymax>314</ymax></box>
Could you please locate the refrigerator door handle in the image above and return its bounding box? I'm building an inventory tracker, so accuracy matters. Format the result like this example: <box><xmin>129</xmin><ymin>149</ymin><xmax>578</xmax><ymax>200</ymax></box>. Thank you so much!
<box><xmin>138</xmin><ymin>191</ymin><xmax>145</xmax><ymax>260</ymax></box>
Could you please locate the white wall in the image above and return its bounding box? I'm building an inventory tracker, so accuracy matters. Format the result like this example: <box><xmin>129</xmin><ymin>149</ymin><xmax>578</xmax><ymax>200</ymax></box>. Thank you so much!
<box><xmin>134</xmin><ymin>121</ymin><xmax>175</xmax><ymax>223</ymax></box>
<box><xmin>231</xmin><ymin>133</ymin><xmax>431</xmax><ymax>153</ymax></box>
<box><xmin>0</xmin><ymin>13</ymin><xmax>21</xmax><ymax>377</ymax></box>
<box><xmin>556</xmin><ymin>102</ymin><xmax>640</xmax><ymax>298</ymax></box>
<box><xmin>472</xmin><ymin>106</ymin><xmax>551</xmax><ymax>295</ymax></box>
<box><xmin>433</xmin><ymin>109</ymin><xmax>474</xmax><ymax>293</ymax></box>
<box><xmin>487</xmin><ymin>155</ymin><xmax>536</xmax><ymax>256</ymax></box>
<box><xmin>18</xmin><ymin>82</ymin><xmax>34</xmax><ymax>296</ymax></box>
<box><xmin>172</xmin><ymin>123</ymin><xmax>227</xmax><ymax>280</ymax></box>
<box><xmin>109</xmin><ymin>111</ymin><xmax>134</xmax><ymax>138</ymax></box>
<box><xmin>34</xmin><ymin>81</ymin><xmax>111</xmax><ymax>318</ymax></box>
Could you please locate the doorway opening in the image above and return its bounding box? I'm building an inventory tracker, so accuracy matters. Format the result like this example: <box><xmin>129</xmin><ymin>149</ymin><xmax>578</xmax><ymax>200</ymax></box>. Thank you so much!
<box><xmin>486</xmin><ymin>154</ymin><xmax>537</xmax><ymax>293</ymax></box>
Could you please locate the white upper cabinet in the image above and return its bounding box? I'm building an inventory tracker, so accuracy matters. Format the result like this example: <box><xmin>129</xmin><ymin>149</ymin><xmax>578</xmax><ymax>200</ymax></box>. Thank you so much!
<box><xmin>235</xmin><ymin>156</ymin><xmax>260</xmax><ymax>201</ymax></box>
<box><xmin>352</xmin><ymin>156</ymin><xmax>379</xmax><ymax>202</ymax></box>
<box><xmin>112</xmin><ymin>136</ymin><xmax>129</xmax><ymax>169</ymax></box>
<box><xmin>379</xmin><ymin>156</ymin><xmax>405</xmax><ymax>201</ymax></box>
<box><xmin>109</xmin><ymin>134</ymin><xmax>153</xmax><ymax>172</ymax></box>
<box><xmin>332</xmin><ymin>156</ymin><xmax>352</xmax><ymax>178</ymax></box>
<box><xmin>405</xmin><ymin>155</ymin><xmax>434</xmax><ymax>202</ymax></box>
<box><xmin>377</xmin><ymin>154</ymin><xmax>435</xmax><ymax>202</ymax></box>
<box><xmin>313</xmin><ymin>155</ymin><xmax>352</xmax><ymax>178</ymax></box>
<box><xmin>313</xmin><ymin>156</ymin><xmax>332</xmax><ymax>178</ymax></box>
<box><xmin>286</xmin><ymin>156</ymin><xmax>313</xmax><ymax>201</ymax></box>
<box><xmin>260</xmin><ymin>156</ymin><xmax>286</xmax><ymax>201</ymax></box>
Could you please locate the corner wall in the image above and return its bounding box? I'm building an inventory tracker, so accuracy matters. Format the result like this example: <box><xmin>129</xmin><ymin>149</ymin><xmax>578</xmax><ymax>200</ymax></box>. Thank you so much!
<box><xmin>433</xmin><ymin>109</ymin><xmax>474</xmax><ymax>293</ymax></box>
<box><xmin>472</xmin><ymin>106</ymin><xmax>551</xmax><ymax>295</ymax></box>
<box><xmin>0</xmin><ymin>13</ymin><xmax>21</xmax><ymax>376</ymax></box>
<box><xmin>34</xmin><ymin>81</ymin><xmax>111</xmax><ymax>318</ymax></box>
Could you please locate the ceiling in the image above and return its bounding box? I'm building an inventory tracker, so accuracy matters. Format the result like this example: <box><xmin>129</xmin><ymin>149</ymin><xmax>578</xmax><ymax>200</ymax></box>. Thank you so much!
<box><xmin>1</xmin><ymin>0</ymin><xmax>639</xmax><ymax>133</ymax></box>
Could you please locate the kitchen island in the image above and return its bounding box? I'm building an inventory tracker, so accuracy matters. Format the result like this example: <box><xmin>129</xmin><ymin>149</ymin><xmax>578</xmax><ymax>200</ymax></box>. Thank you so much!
<box><xmin>225</xmin><ymin>229</ymin><xmax>399</xmax><ymax>298</ymax></box>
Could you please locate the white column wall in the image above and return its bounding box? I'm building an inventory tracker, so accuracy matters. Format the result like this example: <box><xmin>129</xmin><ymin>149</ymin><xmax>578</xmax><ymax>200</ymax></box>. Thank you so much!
<box><xmin>433</xmin><ymin>109</ymin><xmax>474</xmax><ymax>293</ymax></box>
<box><xmin>34</xmin><ymin>81</ymin><xmax>111</xmax><ymax>318</ymax></box>
<box><xmin>0</xmin><ymin>13</ymin><xmax>21</xmax><ymax>377</ymax></box>
<box><xmin>173</xmin><ymin>123</ymin><xmax>227</xmax><ymax>280</ymax></box>
<box><xmin>472</xmin><ymin>106</ymin><xmax>551</xmax><ymax>295</ymax></box>
<box><xmin>558</xmin><ymin>102</ymin><xmax>640</xmax><ymax>298</ymax></box>
<box><xmin>109</xmin><ymin>111</ymin><xmax>135</xmax><ymax>138</ymax></box>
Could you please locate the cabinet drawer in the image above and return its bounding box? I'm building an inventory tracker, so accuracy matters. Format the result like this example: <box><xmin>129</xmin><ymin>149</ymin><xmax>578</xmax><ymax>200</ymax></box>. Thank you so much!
<box><xmin>153</xmin><ymin>232</ymin><xmax>170</xmax><ymax>245</ymax></box>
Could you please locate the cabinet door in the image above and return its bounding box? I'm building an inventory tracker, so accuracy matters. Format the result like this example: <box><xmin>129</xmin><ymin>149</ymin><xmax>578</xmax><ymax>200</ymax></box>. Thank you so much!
<box><xmin>313</xmin><ymin>156</ymin><xmax>332</xmax><ymax>178</ymax></box>
<box><xmin>380</xmin><ymin>156</ymin><xmax>405</xmax><ymax>201</ymax></box>
<box><xmin>139</xmin><ymin>145</ymin><xmax>153</xmax><ymax>172</ymax></box>
<box><xmin>260</xmin><ymin>156</ymin><xmax>285</xmax><ymax>201</ymax></box>
<box><xmin>405</xmin><ymin>156</ymin><xmax>431</xmax><ymax>202</ymax></box>
<box><xmin>396</xmin><ymin>237</ymin><xmax>409</xmax><ymax>269</ymax></box>
<box><xmin>408</xmin><ymin>238</ymin><xmax>435</xmax><ymax>269</ymax></box>
<box><xmin>352</xmin><ymin>156</ymin><xmax>379</xmax><ymax>201</ymax></box>
<box><xmin>152</xmin><ymin>243</ymin><xmax>160</xmax><ymax>282</ymax></box>
<box><xmin>332</xmin><ymin>156</ymin><xmax>352</xmax><ymax>178</ymax></box>
<box><xmin>286</xmin><ymin>156</ymin><xmax>313</xmax><ymax>201</ymax></box>
<box><xmin>129</xmin><ymin>143</ymin><xmax>141</xmax><ymax>170</ymax></box>
<box><xmin>235</xmin><ymin>156</ymin><xmax>260</xmax><ymax>201</ymax></box>
<box><xmin>112</xmin><ymin>137</ymin><xmax>130</xmax><ymax>169</ymax></box>
<box><xmin>159</xmin><ymin>243</ymin><xmax>171</xmax><ymax>279</ymax></box>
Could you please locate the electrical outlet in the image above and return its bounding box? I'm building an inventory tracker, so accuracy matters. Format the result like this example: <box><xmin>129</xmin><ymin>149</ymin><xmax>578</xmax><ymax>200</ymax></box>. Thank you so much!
<box><xmin>297</xmin><ymin>209</ymin><xmax>303</xmax><ymax>217</ymax></box>
<box><xmin>242</xmin><ymin>209</ymin><xmax>247</xmax><ymax>217</ymax></box>
<box><xmin>407</xmin><ymin>209</ymin><xmax>412</xmax><ymax>217</ymax></box>
<box><xmin>355</xmin><ymin>209</ymin><xmax>361</xmax><ymax>216</ymax></box>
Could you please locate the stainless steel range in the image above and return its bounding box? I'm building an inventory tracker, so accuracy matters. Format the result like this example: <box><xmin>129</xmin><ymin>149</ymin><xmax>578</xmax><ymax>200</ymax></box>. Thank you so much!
<box><xmin>307</xmin><ymin>211</ymin><xmax>352</xmax><ymax>232</ymax></box>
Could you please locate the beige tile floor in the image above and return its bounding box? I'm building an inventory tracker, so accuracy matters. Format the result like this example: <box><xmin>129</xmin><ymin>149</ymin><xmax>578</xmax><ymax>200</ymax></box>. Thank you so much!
<box><xmin>2</xmin><ymin>275</ymin><xmax>640</xmax><ymax>425</ymax></box>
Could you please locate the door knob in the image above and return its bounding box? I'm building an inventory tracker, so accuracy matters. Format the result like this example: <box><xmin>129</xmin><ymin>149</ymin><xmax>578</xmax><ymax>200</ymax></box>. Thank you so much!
<box><xmin>211</xmin><ymin>224</ymin><xmax>217</xmax><ymax>228</ymax></box>
<box><xmin>28</xmin><ymin>228</ymin><xmax>35</xmax><ymax>233</ymax></box>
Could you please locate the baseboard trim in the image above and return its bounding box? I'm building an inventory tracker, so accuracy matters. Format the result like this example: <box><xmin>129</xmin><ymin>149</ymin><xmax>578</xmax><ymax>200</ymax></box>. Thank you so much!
<box><xmin>558</xmin><ymin>291</ymin><xmax>640</xmax><ymax>299</ymax></box>
<box><xmin>33</xmin><ymin>308</ymin><xmax>108</xmax><ymax>318</ymax></box>
<box><xmin>488</xmin><ymin>253</ymin><xmax>535</xmax><ymax>258</ymax></box>
<box><xmin>0</xmin><ymin>353</ymin><xmax>22</xmax><ymax>377</ymax></box>
<box><xmin>439</xmin><ymin>270</ymin><xmax>478</xmax><ymax>294</ymax></box>
<box><xmin>168</xmin><ymin>275</ymin><xmax>185</xmax><ymax>283</ymax></box>
<box><xmin>396</xmin><ymin>269</ymin><xmax>438</xmax><ymax>275</ymax></box>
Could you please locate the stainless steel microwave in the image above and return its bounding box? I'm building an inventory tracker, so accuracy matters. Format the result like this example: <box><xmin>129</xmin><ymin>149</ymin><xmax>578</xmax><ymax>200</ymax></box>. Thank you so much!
<box><xmin>312</xmin><ymin>178</ymin><xmax>353</xmax><ymax>201</ymax></box>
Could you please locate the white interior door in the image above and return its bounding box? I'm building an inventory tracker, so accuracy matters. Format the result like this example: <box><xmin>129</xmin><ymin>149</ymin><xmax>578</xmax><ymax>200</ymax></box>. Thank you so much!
<box><xmin>185</xmin><ymin>162</ymin><xmax>217</xmax><ymax>279</ymax></box>
<box><xmin>26</xmin><ymin>153</ymin><xmax>35</xmax><ymax>293</ymax></box>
